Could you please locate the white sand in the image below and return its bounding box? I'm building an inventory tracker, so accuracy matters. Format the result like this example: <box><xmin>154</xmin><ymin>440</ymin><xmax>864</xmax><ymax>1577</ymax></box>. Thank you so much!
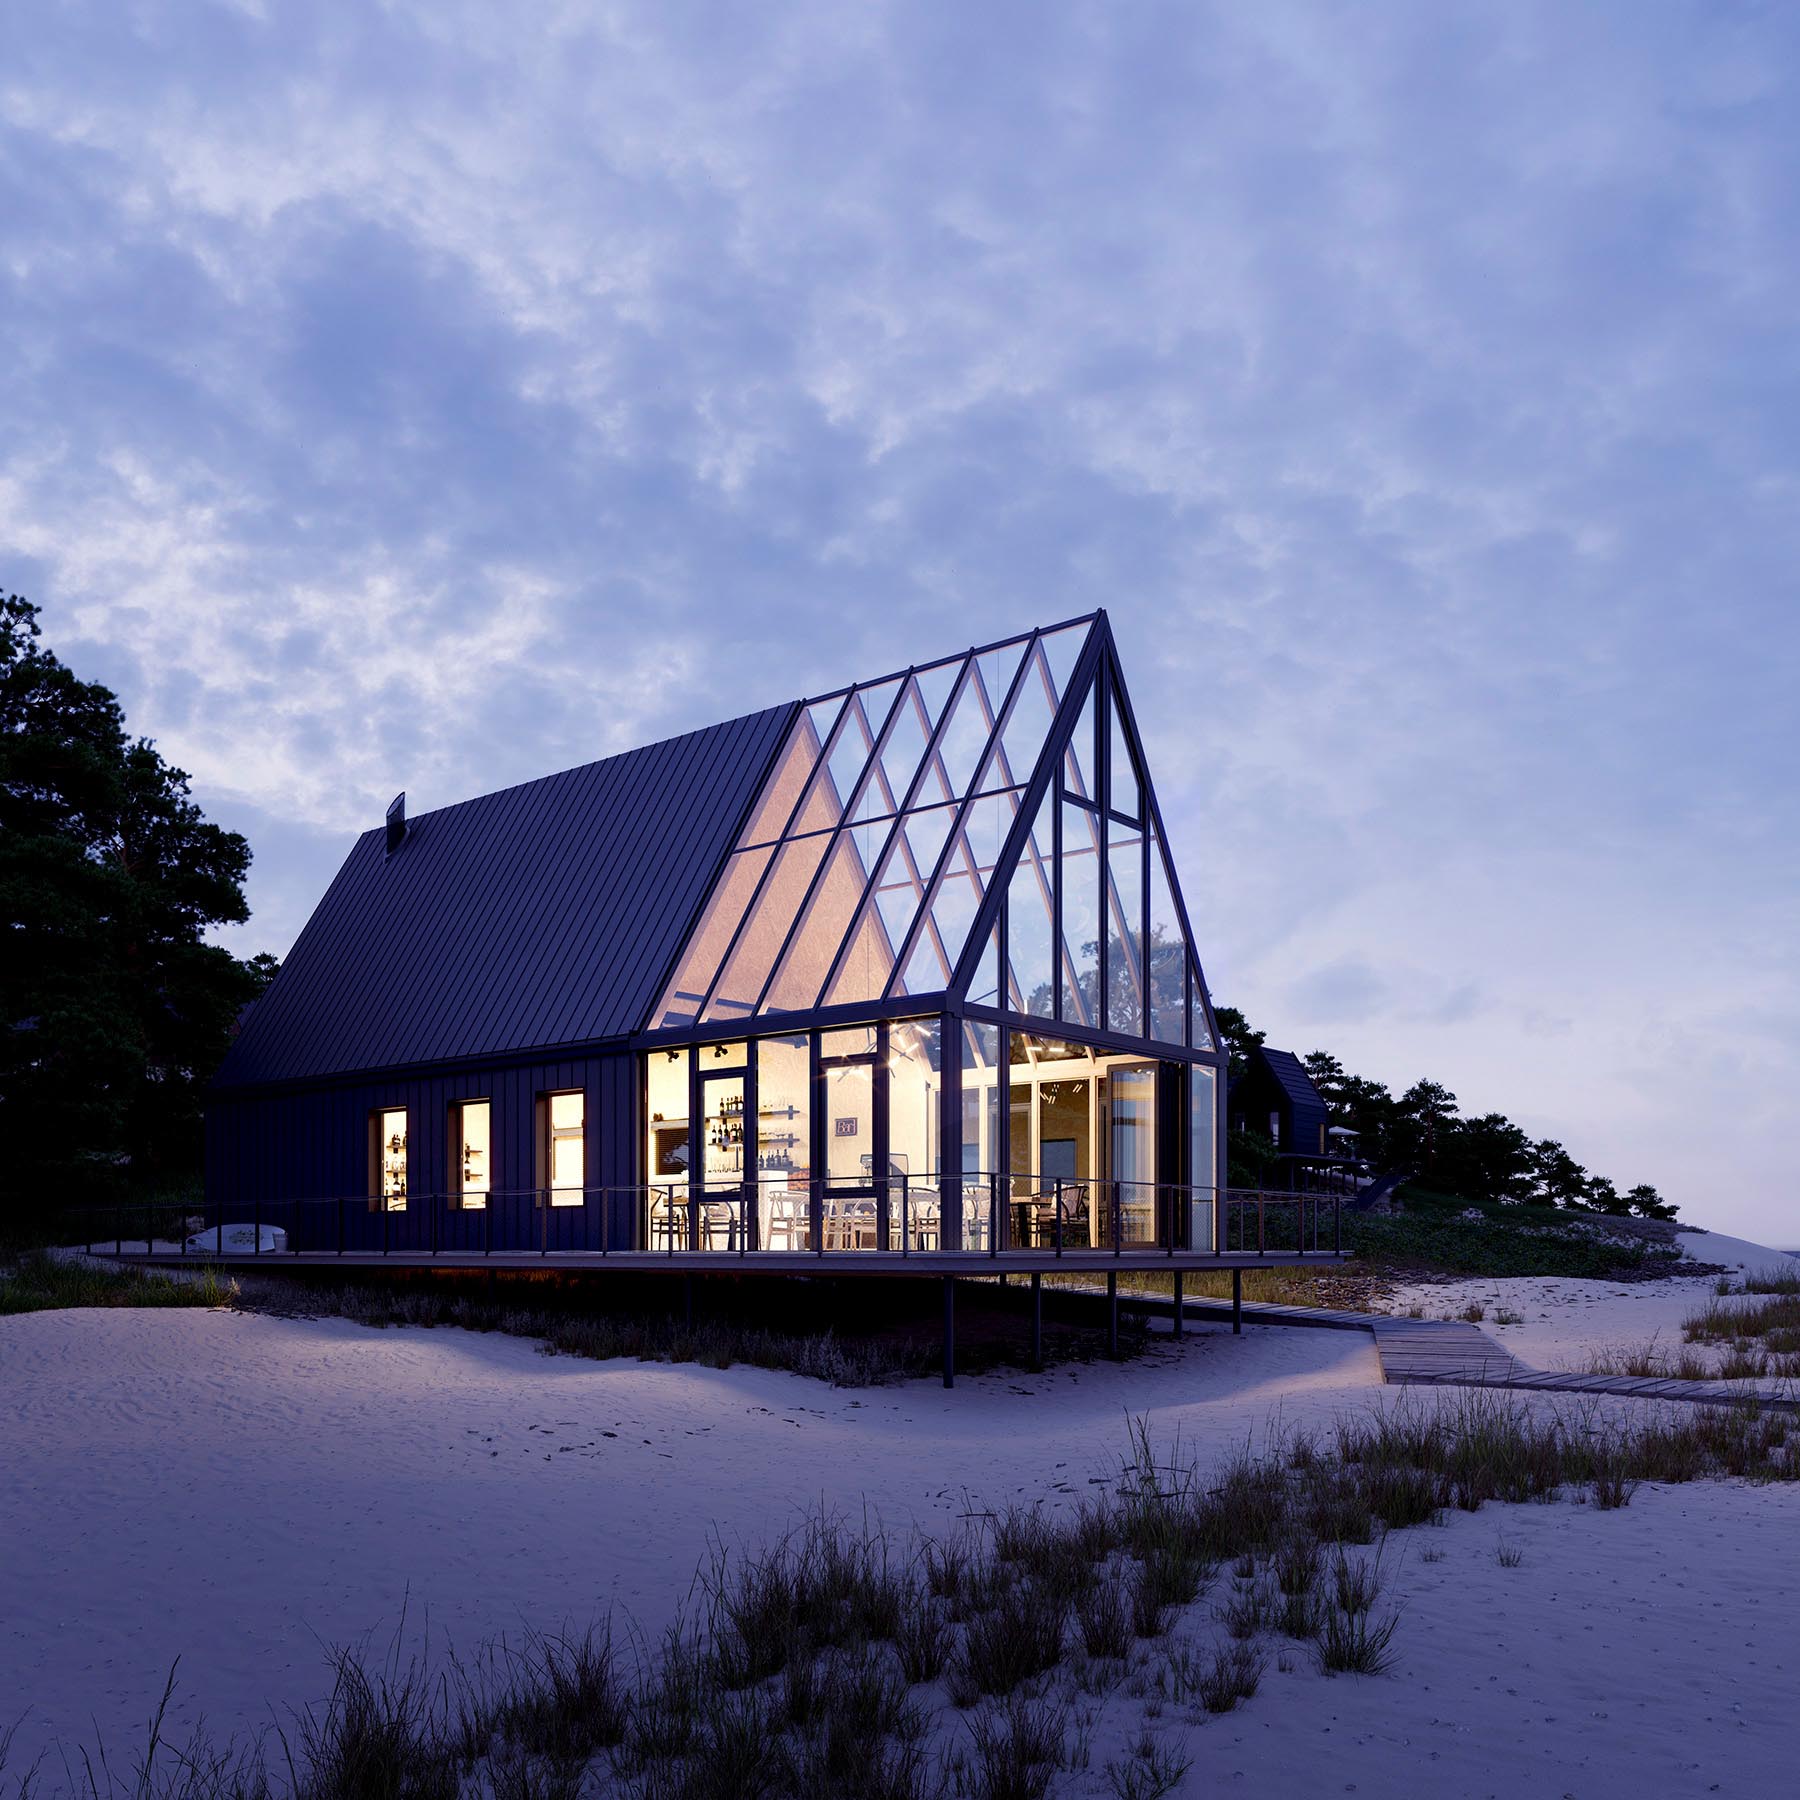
<box><xmin>2</xmin><ymin>1277</ymin><xmax>1796</xmax><ymax>1797</ymax></box>
<box><xmin>1386</xmin><ymin>1225</ymin><xmax>1798</xmax><ymax>1383</ymax></box>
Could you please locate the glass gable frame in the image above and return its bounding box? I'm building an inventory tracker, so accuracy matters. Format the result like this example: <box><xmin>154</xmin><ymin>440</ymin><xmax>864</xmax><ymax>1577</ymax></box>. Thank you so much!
<box><xmin>650</xmin><ymin>614</ymin><xmax>1216</xmax><ymax>1056</ymax></box>
<box><xmin>651</xmin><ymin>619</ymin><xmax>1098</xmax><ymax>1030</ymax></box>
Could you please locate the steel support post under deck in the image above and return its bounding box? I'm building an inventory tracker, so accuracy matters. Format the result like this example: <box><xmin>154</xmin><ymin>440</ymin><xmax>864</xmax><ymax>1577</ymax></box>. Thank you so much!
<box><xmin>942</xmin><ymin>1277</ymin><xmax>956</xmax><ymax>1389</ymax></box>
<box><xmin>1030</xmin><ymin>1271</ymin><xmax>1042</xmax><ymax>1369</ymax></box>
<box><xmin>1232</xmin><ymin>1267</ymin><xmax>1242</xmax><ymax>1334</ymax></box>
<box><xmin>1107</xmin><ymin>1271</ymin><xmax>1118</xmax><ymax>1358</ymax></box>
<box><xmin>1172</xmin><ymin>1270</ymin><xmax>1183</xmax><ymax>1339</ymax></box>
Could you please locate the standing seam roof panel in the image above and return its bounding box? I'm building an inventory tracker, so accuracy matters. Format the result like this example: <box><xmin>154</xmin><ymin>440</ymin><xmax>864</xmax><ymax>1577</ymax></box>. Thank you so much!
<box><xmin>213</xmin><ymin>706</ymin><xmax>793</xmax><ymax>1088</ymax></box>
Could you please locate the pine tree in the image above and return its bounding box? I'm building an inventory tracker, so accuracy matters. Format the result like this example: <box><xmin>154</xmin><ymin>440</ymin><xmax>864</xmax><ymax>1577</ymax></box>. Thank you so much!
<box><xmin>0</xmin><ymin>594</ymin><xmax>272</xmax><ymax>1202</ymax></box>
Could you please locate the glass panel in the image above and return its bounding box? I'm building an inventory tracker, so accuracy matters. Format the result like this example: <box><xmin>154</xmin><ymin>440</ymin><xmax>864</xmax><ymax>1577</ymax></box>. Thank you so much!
<box><xmin>915</xmin><ymin>657</ymin><xmax>961</xmax><ymax>731</ymax></box>
<box><xmin>762</xmin><ymin>820</ymin><xmax>890</xmax><ymax>1013</ymax></box>
<box><xmin>958</xmin><ymin>1023</ymin><xmax>1001</xmax><ymax>1249</ymax></box>
<box><xmin>824</xmin><ymin>1062</ymin><xmax>874</xmax><ymax>1189</ymax></box>
<box><xmin>454</xmin><ymin>1100</ymin><xmax>490</xmax><ymax>1209</ymax></box>
<box><xmin>1002</xmin><ymin>1031</ymin><xmax>1167</xmax><ymax>1248</ymax></box>
<box><xmin>992</xmin><ymin>649</ymin><xmax>1054</xmax><ymax>788</ymax></box>
<box><xmin>1060</xmin><ymin>800</ymin><xmax>1101</xmax><ymax>1027</ymax></box>
<box><xmin>548</xmin><ymin>1091</ymin><xmax>584</xmax><ymax>1203</ymax></box>
<box><xmin>1038</xmin><ymin>620</ymin><xmax>1090</xmax><ymax>702</ymax></box>
<box><xmin>859</xmin><ymin>679</ymin><xmax>932</xmax><ymax>820</ymax></box>
<box><xmin>835</xmin><ymin>796</ymin><xmax>968</xmax><ymax>1006</ymax></box>
<box><xmin>959</xmin><ymin>788</ymin><xmax>1021</xmax><ymax>886</ymax></box>
<box><xmin>1189</xmin><ymin>971</ymin><xmax>1214</xmax><ymax>1050</ymax></box>
<box><xmin>821</xmin><ymin>1025</ymin><xmax>878</xmax><ymax>1058</ymax></box>
<box><xmin>1148</xmin><ymin>834</ymin><xmax>1186</xmax><ymax>1045</ymax></box>
<box><xmin>1109</xmin><ymin>685</ymin><xmax>1140</xmax><ymax>821</ymax></box>
<box><xmin>1189</xmin><ymin>1064</ymin><xmax>1217</xmax><ymax>1250</ymax></box>
<box><xmin>699</xmin><ymin>1075</ymin><xmax>745</xmax><ymax>1189</ymax></box>
<box><xmin>1105</xmin><ymin>823</ymin><xmax>1144</xmax><ymax>1036</ymax></box>
<box><xmin>703</xmin><ymin>834</ymin><xmax>829</xmax><ymax>1019</ymax></box>
<box><xmin>1108</xmin><ymin>1064</ymin><xmax>1158</xmax><ymax>1247</ymax></box>
<box><xmin>886</xmin><ymin>1019</ymin><xmax>941</xmax><ymax>1249</ymax></box>
<box><xmin>1030</xmin><ymin>1068</ymin><xmax>1093</xmax><ymax>1247</ymax></box>
<box><xmin>743</xmin><ymin>709</ymin><xmax>829</xmax><ymax>847</ymax></box>
<box><xmin>974</xmin><ymin>641</ymin><xmax>1025</xmax><ymax>729</ymax></box>
<box><xmin>819</xmin><ymin>696</ymin><xmax>880</xmax><ymax>822</ymax></box>
<box><xmin>1063</xmin><ymin>679</ymin><xmax>1098</xmax><ymax>803</ymax></box>
<box><xmin>896</xmin><ymin>867</ymin><xmax>978</xmax><ymax>995</ymax></box>
<box><xmin>931</xmin><ymin>662</ymin><xmax>999</xmax><ymax>800</ymax></box>
<box><xmin>757</xmin><ymin>1035</ymin><xmax>811</xmax><ymax>1251</ymax></box>
<box><xmin>1007</xmin><ymin>792</ymin><xmax>1055</xmax><ymax>1017</ymax></box>
<box><xmin>377</xmin><ymin>1106</ymin><xmax>407</xmax><ymax>1211</ymax></box>
<box><xmin>645</xmin><ymin>1048</ymin><xmax>691</xmax><ymax>1211</ymax></box>
<box><xmin>855</xmin><ymin>676</ymin><xmax>902</xmax><ymax>742</ymax></box>
<box><xmin>968</xmin><ymin>922</ymin><xmax>1002</xmax><ymax>1008</ymax></box>
<box><xmin>652</xmin><ymin>844</ymin><xmax>773</xmax><ymax>1028</ymax></box>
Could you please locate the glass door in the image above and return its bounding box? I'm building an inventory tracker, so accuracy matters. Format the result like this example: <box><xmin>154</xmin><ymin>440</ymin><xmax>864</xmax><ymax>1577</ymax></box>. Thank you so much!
<box><xmin>697</xmin><ymin>1072</ymin><xmax>747</xmax><ymax>1249</ymax></box>
<box><xmin>1104</xmin><ymin>1063</ymin><xmax>1158</xmax><ymax>1247</ymax></box>
<box><xmin>822</xmin><ymin>1053</ymin><xmax>879</xmax><ymax>1250</ymax></box>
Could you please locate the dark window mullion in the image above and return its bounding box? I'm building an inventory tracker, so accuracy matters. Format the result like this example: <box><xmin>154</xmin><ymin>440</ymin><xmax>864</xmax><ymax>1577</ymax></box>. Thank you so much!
<box><xmin>811</xmin><ymin>655</ymin><xmax>980</xmax><ymax>1011</ymax></box>
<box><xmin>878</xmin><ymin>633</ymin><xmax>1041</xmax><ymax>1002</ymax></box>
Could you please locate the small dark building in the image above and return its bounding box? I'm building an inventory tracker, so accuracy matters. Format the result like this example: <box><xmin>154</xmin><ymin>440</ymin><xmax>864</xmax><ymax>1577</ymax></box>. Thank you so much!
<box><xmin>206</xmin><ymin>612</ymin><xmax>1229</xmax><ymax>1257</ymax></box>
<box><xmin>1230</xmin><ymin>1045</ymin><xmax>1330</xmax><ymax>1161</ymax></box>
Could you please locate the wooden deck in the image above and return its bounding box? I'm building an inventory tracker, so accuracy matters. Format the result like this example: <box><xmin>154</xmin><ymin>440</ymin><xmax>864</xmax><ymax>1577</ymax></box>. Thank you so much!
<box><xmin>105</xmin><ymin>1246</ymin><xmax>1336</xmax><ymax>1278</ymax></box>
<box><xmin>1123</xmin><ymin>1293</ymin><xmax>1800</xmax><ymax>1412</ymax></box>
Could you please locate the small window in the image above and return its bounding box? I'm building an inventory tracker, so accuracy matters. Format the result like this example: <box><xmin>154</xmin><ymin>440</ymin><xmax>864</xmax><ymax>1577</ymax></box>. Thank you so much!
<box><xmin>452</xmin><ymin>1099</ymin><xmax>491</xmax><ymax>1210</ymax></box>
<box><xmin>545</xmin><ymin>1090</ymin><xmax>585</xmax><ymax>1206</ymax></box>
<box><xmin>372</xmin><ymin>1106</ymin><xmax>408</xmax><ymax>1211</ymax></box>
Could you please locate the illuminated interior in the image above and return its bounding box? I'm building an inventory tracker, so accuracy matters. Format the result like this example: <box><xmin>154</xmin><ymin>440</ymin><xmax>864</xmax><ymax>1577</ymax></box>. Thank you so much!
<box><xmin>453</xmin><ymin>1099</ymin><xmax>490</xmax><ymax>1209</ymax></box>
<box><xmin>650</xmin><ymin>619</ymin><xmax>1211</xmax><ymax>1055</ymax></box>
<box><xmin>649</xmin><ymin>621</ymin><xmax>1099</xmax><ymax>1031</ymax></box>
<box><xmin>375</xmin><ymin>1106</ymin><xmax>407</xmax><ymax>1211</ymax></box>
<box><xmin>546</xmin><ymin>1090</ymin><xmax>585</xmax><ymax>1205</ymax></box>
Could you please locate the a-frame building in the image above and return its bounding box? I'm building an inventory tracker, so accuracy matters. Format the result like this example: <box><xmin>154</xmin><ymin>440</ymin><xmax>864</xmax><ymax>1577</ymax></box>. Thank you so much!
<box><xmin>207</xmin><ymin>612</ymin><xmax>1227</xmax><ymax>1258</ymax></box>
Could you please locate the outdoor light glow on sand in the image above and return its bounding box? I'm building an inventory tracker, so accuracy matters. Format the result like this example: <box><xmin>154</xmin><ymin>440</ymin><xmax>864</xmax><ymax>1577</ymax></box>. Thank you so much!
<box><xmin>3</xmin><ymin>1232</ymin><xmax>1796</xmax><ymax>1797</ymax></box>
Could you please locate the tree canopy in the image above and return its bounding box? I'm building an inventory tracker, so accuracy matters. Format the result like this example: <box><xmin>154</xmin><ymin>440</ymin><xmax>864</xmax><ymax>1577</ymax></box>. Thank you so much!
<box><xmin>1269</xmin><ymin>1014</ymin><xmax>1672</xmax><ymax>1218</ymax></box>
<box><xmin>1</xmin><ymin>594</ymin><xmax>276</xmax><ymax>1200</ymax></box>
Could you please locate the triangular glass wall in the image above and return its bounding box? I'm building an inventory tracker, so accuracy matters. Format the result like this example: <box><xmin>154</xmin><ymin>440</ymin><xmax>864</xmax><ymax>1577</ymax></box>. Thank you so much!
<box><xmin>648</xmin><ymin>617</ymin><xmax>1100</xmax><ymax>1030</ymax></box>
<box><xmin>924</xmin><ymin>624</ymin><xmax>1215</xmax><ymax>1053</ymax></box>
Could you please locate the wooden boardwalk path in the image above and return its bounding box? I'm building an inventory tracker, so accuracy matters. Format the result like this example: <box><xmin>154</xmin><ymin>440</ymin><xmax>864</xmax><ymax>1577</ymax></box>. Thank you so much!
<box><xmin>1130</xmin><ymin>1294</ymin><xmax>1800</xmax><ymax>1411</ymax></box>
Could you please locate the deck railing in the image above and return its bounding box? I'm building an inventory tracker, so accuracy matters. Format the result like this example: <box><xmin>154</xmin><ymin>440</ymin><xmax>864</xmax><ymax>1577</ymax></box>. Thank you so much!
<box><xmin>76</xmin><ymin>1180</ymin><xmax>1341</xmax><ymax>1261</ymax></box>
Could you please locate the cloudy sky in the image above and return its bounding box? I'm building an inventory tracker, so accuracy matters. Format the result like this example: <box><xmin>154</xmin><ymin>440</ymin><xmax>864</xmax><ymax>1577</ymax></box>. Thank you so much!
<box><xmin>3</xmin><ymin>2</ymin><xmax>1795</xmax><ymax>1240</ymax></box>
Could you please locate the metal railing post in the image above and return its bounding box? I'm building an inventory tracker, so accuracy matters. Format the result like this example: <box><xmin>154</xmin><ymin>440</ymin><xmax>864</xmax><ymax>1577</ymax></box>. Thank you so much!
<box><xmin>1054</xmin><ymin>1180</ymin><xmax>1063</xmax><ymax>1258</ymax></box>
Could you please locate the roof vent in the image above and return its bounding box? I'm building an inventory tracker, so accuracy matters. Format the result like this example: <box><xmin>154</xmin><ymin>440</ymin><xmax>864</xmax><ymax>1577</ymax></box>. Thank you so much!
<box><xmin>385</xmin><ymin>792</ymin><xmax>407</xmax><ymax>855</ymax></box>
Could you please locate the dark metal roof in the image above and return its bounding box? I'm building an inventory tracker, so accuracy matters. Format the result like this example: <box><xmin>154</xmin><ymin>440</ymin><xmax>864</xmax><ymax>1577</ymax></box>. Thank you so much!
<box><xmin>1259</xmin><ymin>1047</ymin><xmax>1329</xmax><ymax>1116</ymax></box>
<box><xmin>213</xmin><ymin>704</ymin><xmax>795</xmax><ymax>1089</ymax></box>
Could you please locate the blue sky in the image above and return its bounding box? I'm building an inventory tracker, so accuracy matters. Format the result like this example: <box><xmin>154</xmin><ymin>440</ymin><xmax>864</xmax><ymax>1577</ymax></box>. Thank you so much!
<box><xmin>3</xmin><ymin>2</ymin><xmax>1795</xmax><ymax>1240</ymax></box>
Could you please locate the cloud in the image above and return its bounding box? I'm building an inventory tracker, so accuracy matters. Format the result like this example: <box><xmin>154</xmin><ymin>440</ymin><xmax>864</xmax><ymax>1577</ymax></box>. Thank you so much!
<box><xmin>1</xmin><ymin>0</ymin><xmax>1796</xmax><ymax>1237</ymax></box>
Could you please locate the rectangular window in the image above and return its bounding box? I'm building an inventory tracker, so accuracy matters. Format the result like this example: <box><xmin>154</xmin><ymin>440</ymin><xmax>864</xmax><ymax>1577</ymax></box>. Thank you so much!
<box><xmin>545</xmin><ymin>1090</ymin><xmax>585</xmax><ymax>1206</ymax></box>
<box><xmin>1189</xmin><ymin>1065</ymin><xmax>1218</xmax><ymax>1251</ymax></box>
<box><xmin>451</xmin><ymin>1100</ymin><xmax>490</xmax><ymax>1209</ymax></box>
<box><xmin>372</xmin><ymin>1106</ymin><xmax>407</xmax><ymax>1211</ymax></box>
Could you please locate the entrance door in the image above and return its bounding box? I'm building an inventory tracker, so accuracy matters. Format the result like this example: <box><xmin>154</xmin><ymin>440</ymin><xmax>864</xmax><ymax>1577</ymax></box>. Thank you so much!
<box><xmin>821</xmin><ymin>1052</ymin><xmax>880</xmax><ymax>1250</ymax></box>
<box><xmin>1104</xmin><ymin>1063</ymin><xmax>1158</xmax><ymax>1247</ymax></box>
<box><xmin>696</xmin><ymin>1072</ymin><xmax>747</xmax><ymax>1249</ymax></box>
